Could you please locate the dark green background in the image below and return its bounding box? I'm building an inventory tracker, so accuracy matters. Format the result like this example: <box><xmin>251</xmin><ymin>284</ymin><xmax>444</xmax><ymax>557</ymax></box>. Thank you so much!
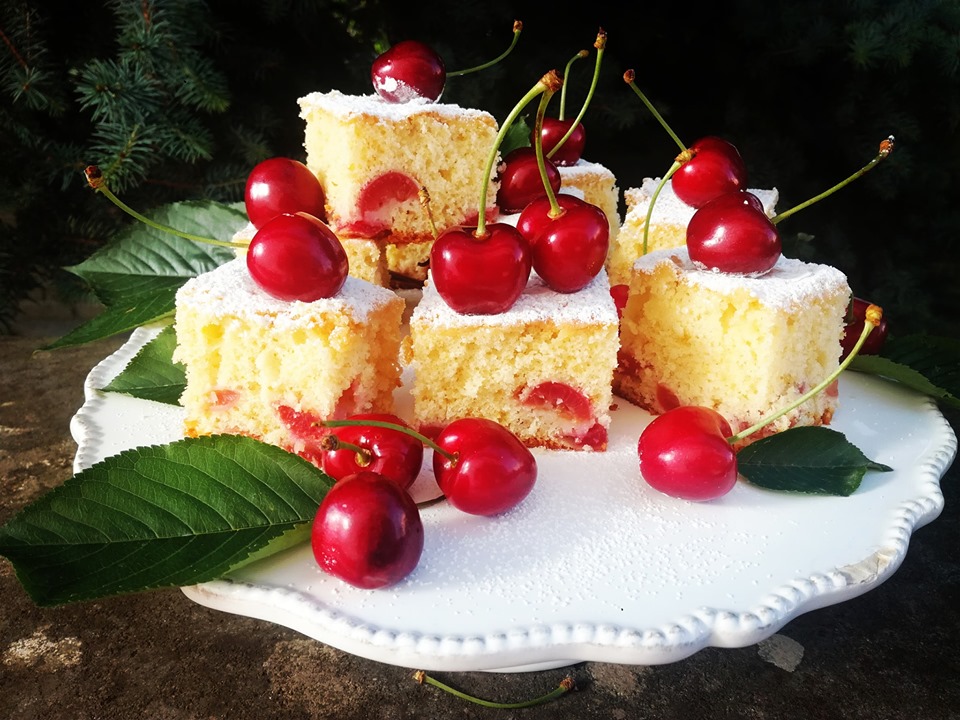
<box><xmin>2</xmin><ymin>0</ymin><xmax>957</xmax><ymax>337</ymax></box>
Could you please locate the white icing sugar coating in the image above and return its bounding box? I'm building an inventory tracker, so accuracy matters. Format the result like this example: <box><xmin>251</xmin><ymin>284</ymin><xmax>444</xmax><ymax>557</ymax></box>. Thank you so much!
<box><xmin>624</xmin><ymin>178</ymin><xmax>779</xmax><ymax>225</ymax></box>
<box><xmin>633</xmin><ymin>246</ymin><xmax>849</xmax><ymax>310</ymax></box>
<box><xmin>414</xmin><ymin>267</ymin><xmax>618</xmax><ymax>328</ymax></box>
<box><xmin>557</xmin><ymin>158</ymin><xmax>616</xmax><ymax>179</ymax></box>
<box><xmin>176</xmin><ymin>257</ymin><xmax>397</xmax><ymax>326</ymax></box>
<box><xmin>298</xmin><ymin>89</ymin><xmax>494</xmax><ymax>124</ymax></box>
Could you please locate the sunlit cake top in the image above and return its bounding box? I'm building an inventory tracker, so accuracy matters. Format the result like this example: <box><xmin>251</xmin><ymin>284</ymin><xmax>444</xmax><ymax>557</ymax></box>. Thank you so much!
<box><xmin>176</xmin><ymin>258</ymin><xmax>398</xmax><ymax>326</ymax></box>
<box><xmin>298</xmin><ymin>90</ymin><xmax>496</xmax><ymax>123</ymax></box>
<box><xmin>414</xmin><ymin>269</ymin><xmax>617</xmax><ymax>328</ymax></box>
<box><xmin>632</xmin><ymin>247</ymin><xmax>849</xmax><ymax>310</ymax></box>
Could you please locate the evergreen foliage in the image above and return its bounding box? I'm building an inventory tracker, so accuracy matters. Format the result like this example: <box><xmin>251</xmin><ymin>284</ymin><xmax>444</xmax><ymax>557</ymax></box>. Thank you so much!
<box><xmin>1</xmin><ymin>0</ymin><xmax>957</xmax><ymax>336</ymax></box>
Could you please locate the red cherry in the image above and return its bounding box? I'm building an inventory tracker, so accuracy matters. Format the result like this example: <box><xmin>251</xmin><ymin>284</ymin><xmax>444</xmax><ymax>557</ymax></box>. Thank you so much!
<box><xmin>520</xmin><ymin>381</ymin><xmax>592</xmax><ymax>420</ymax></box>
<box><xmin>535</xmin><ymin>117</ymin><xmax>586</xmax><ymax>166</ymax></box>
<box><xmin>244</xmin><ymin>157</ymin><xmax>326</xmax><ymax>229</ymax></box>
<box><xmin>311</xmin><ymin>471</ymin><xmax>424</xmax><ymax>589</ymax></box>
<box><xmin>610</xmin><ymin>284</ymin><xmax>629</xmax><ymax>321</ymax></box>
<box><xmin>671</xmin><ymin>137</ymin><xmax>747</xmax><ymax>209</ymax></box>
<box><xmin>246</xmin><ymin>212</ymin><xmax>349</xmax><ymax>301</ymax></box>
<box><xmin>321</xmin><ymin>413</ymin><xmax>424</xmax><ymax>490</ymax></box>
<box><xmin>371</xmin><ymin>40</ymin><xmax>445</xmax><ymax>103</ymax></box>
<box><xmin>840</xmin><ymin>297</ymin><xmax>889</xmax><ymax>360</ymax></box>
<box><xmin>429</xmin><ymin>223</ymin><xmax>531</xmax><ymax>314</ymax></box>
<box><xmin>637</xmin><ymin>406</ymin><xmax>737</xmax><ymax>501</ymax></box>
<box><xmin>686</xmin><ymin>191</ymin><xmax>782</xmax><ymax>274</ymax></box>
<box><xmin>516</xmin><ymin>194</ymin><xmax>609</xmax><ymax>293</ymax></box>
<box><xmin>433</xmin><ymin>418</ymin><xmax>537</xmax><ymax>516</ymax></box>
<box><xmin>496</xmin><ymin>147</ymin><xmax>562</xmax><ymax>214</ymax></box>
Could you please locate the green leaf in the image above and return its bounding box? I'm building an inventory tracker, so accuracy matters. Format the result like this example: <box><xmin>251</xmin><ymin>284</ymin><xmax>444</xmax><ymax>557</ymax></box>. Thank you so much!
<box><xmin>500</xmin><ymin>114</ymin><xmax>533</xmax><ymax>156</ymax></box>
<box><xmin>849</xmin><ymin>334</ymin><xmax>960</xmax><ymax>409</ymax></box>
<box><xmin>43</xmin><ymin>284</ymin><xmax>178</xmax><ymax>350</ymax></box>
<box><xmin>737</xmin><ymin>426</ymin><xmax>893</xmax><ymax>496</ymax></box>
<box><xmin>101</xmin><ymin>325</ymin><xmax>186</xmax><ymax>404</ymax></box>
<box><xmin>0</xmin><ymin>435</ymin><xmax>334</xmax><ymax>606</ymax></box>
<box><xmin>44</xmin><ymin>200</ymin><xmax>245</xmax><ymax>349</ymax></box>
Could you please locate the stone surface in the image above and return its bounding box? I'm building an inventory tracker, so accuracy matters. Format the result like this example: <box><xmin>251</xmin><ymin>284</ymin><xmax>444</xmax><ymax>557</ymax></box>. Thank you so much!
<box><xmin>1</xmin><ymin>332</ymin><xmax>959</xmax><ymax>719</ymax></box>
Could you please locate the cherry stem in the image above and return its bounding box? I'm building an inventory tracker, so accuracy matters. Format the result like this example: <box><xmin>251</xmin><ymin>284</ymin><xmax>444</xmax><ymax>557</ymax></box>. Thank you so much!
<box><xmin>418</xmin><ymin>185</ymin><xmax>438</xmax><ymax>239</ymax></box>
<box><xmin>727</xmin><ymin>304</ymin><xmax>883</xmax><ymax>445</ymax></box>
<box><xmin>547</xmin><ymin>28</ymin><xmax>606</xmax><ymax>161</ymax></box>
<box><xmin>320</xmin><ymin>418</ymin><xmax>457</xmax><ymax>464</ymax></box>
<box><xmin>772</xmin><ymin>136</ymin><xmax>895</xmax><ymax>225</ymax></box>
<box><xmin>558</xmin><ymin>49</ymin><xmax>589</xmax><ymax>120</ymax></box>
<box><xmin>641</xmin><ymin>160</ymin><xmax>683</xmax><ymax>255</ymax></box>
<box><xmin>413</xmin><ymin>670</ymin><xmax>575</xmax><ymax>709</ymax></box>
<box><xmin>475</xmin><ymin>70</ymin><xmax>562</xmax><ymax>237</ymax></box>
<box><xmin>317</xmin><ymin>434</ymin><xmax>371</xmax><ymax>466</ymax></box>
<box><xmin>447</xmin><ymin>19</ymin><xmax>523</xmax><ymax>78</ymax></box>
<box><xmin>532</xmin><ymin>87</ymin><xmax>563</xmax><ymax>218</ymax></box>
<box><xmin>84</xmin><ymin>166</ymin><xmax>246</xmax><ymax>249</ymax></box>
<box><xmin>623</xmin><ymin>70</ymin><xmax>687</xmax><ymax>153</ymax></box>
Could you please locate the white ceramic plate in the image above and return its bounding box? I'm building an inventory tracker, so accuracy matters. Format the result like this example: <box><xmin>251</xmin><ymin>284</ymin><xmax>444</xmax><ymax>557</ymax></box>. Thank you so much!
<box><xmin>72</xmin><ymin>326</ymin><xmax>957</xmax><ymax>672</ymax></box>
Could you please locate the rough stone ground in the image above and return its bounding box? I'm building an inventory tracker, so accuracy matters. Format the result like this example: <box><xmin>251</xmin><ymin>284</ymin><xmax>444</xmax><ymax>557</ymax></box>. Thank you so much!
<box><xmin>2</xmin><ymin>323</ymin><xmax>958</xmax><ymax>720</ymax></box>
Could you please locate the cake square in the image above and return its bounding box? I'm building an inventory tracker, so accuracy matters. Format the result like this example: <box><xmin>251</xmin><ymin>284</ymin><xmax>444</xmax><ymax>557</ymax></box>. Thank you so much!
<box><xmin>614</xmin><ymin>247</ymin><xmax>850</xmax><ymax>443</ymax></box>
<box><xmin>407</xmin><ymin>269</ymin><xmax>620</xmax><ymax>451</ymax></box>
<box><xmin>298</xmin><ymin>91</ymin><xmax>500</xmax><ymax>284</ymax></box>
<box><xmin>173</xmin><ymin>258</ymin><xmax>405</xmax><ymax>461</ymax></box>
<box><xmin>557</xmin><ymin>159</ymin><xmax>621</xmax><ymax>244</ymax></box>
<box><xmin>608</xmin><ymin>178</ymin><xmax>779</xmax><ymax>285</ymax></box>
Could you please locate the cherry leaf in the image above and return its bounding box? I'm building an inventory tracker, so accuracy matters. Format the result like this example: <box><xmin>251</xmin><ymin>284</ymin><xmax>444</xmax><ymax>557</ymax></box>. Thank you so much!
<box><xmin>101</xmin><ymin>325</ymin><xmax>186</xmax><ymax>404</ymax></box>
<box><xmin>849</xmin><ymin>334</ymin><xmax>960</xmax><ymax>408</ymax></box>
<box><xmin>737</xmin><ymin>426</ymin><xmax>892</xmax><ymax>496</ymax></box>
<box><xmin>0</xmin><ymin>435</ymin><xmax>333</xmax><ymax>606</ymax></box>
<box><xmin>45</xmin><ymin>200</ymin><xmax>244</xmax><ymax>349</ymax></box>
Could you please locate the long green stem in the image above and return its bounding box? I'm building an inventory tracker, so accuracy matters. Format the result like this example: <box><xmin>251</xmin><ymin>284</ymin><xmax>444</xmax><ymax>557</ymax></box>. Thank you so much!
<box><xmin>447</xmin><ymin>20</ymin><xmax>523</xmax><ymax>77</ymax></box>
<box><xmin>532</xmin><ymin>88</ymin><xmax>563</xmax><ymax>217</ymax></box>
<box><xmin>727</xmin><ymin>306</ymin><xmax>881</xmax><ymax>445</ymax></box>
<box><xmin>475</xmin><ymin>71</ymin><xmax>562</xmax><ymax>237</ymax></box>
<box><xmin>84</xmin><ymin>166</ymin><xmax>245</xmax><ymax>249</ymax></box>
<box><xmin>558</xmin><ymin>49</ymin><xmax>588</xmax><ymax>119</ymax></box>
<box><xmin>641</xmin><ymin>160</ymin><xmax>682</xmax><ymax>255</ymax></box>
<box><xmin>771</xmin><ymin>136</ymin><xmax>895</xmax><ymax>225</ymax></box>
<box><xmin>413</xmin><ymin>671</ymin><xmax>575</xmax><ymax>709</ymax></box>
<box><xmin>547</xmin><ymin>29</ymin><xmax>606</xmax><ymax>161</ymax></box>
<box><xmin>623</xmin><ymin>70</ymin><xmax>686</xmax><ymax>153</ymax></box>
<box><xmin>321</xmin><ymin>418</ymin><xmax>456</xmax><ymax>463</ymax></box>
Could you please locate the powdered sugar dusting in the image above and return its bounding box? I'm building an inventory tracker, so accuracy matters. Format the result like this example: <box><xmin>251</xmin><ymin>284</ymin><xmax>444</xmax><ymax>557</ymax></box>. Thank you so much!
<box><xmin>298</xmin><ymin>90</ymin><xmax>494</xmax><ymax>124</ymax></box>
<box><xmin>634</xmin><ymin>246</ymin><xmax>849</xmax><ymax>310</ymax></box>
<box><xmin>176</xmin><ymin>257</ymin><xmax>397</xmax><ymax>327</ymax></box>
<box><xmin>413</xmin><ymin>268</ymin><xmax>618</xmax><ymax>328</ymax></box>
<box><xmin>558</xmin><ymin>159</ymin><xmax>616</xmax><ymax>180</ymax></box>
<box><xmin>624</xmin><ymin>178</ymin><xmax>779</xmax><ymax>226</ymax></box>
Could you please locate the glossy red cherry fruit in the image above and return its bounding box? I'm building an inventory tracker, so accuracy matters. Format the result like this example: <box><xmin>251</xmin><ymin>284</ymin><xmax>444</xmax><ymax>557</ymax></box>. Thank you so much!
<box><xmin>246</xmin><ymin>212</ymin><xmax>349</xmax><ymax>301</ymax></box>
<box><xmin>429</xmin><ymin>223</ymin><xmax>531</xmax><ymax>314</ymax></box>
<box><xmin>535</xmin><ymin>117</ymin><xmax>586</xmax><ymax>166</ymax></box>
<box><xmin>686</xmin><ymin>191</ymin><xmax>781</xmax><ymax>274</ymax></box>
<box><xmin>433</xmin><ymin>418</ymin><xmax>537</xmax><ymax>516</ymax></box>
<box><xmin>371</xmin><ymin>40</ymin><xmax>445</xmax><ymax>103</ymax></box>
<box><xmin>496</xmin><ymin>147</ymin><xmax>562</xmax><ymax>214</ymax></box>
<box><xmin>321</xmin><ymin>413</ymin><xmax>424</xmax><ymax>490</ymax></box>
<box><xmin>244</xmin><ymin>157</ymin><xmax>326</xmax><ymax>229</ymax></box>
<box><xmin>517</xmin><ymin>194</ymin><xmax>609</xmax><ymax>293</ymax></box>
<box><xmin>638</xmin><ymin>406</ymin><xmax>737</xmax><ymax>501</ymax></box>
<box><xmin>311</xmin><ymin>470</ymin><xmax>424</xmax><ymax>589</ymax></box>
<box><xmin>671</xmin><ymin>136</ymin><xmax>747</xmax><ymax>209</ymax></box>
<box><xmin>840</xmin><ymin>297</ymin><xmax>890</xmax><ymax>360</ymax></box>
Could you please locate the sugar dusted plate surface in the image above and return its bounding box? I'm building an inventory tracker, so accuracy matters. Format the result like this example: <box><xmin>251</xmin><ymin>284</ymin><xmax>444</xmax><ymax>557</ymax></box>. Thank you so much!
<box><xmin>72</xmin><ymin>326</ymin><xmax>956</xmax><ymax>672</ymax></box>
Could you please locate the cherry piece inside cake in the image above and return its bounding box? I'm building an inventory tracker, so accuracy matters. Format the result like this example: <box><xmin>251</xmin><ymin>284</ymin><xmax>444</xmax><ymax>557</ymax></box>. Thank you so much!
<box><xmin>608</xmin><ymin>178</ymin><xmax>779</xmax><ymax>285</ymax></box>
<box><xmin>298</xmin><ymin>90</ymin><xmax>500</xmax><ymax>284</ymax></box>
<box><xmin>407</xmin><ymin>269</ymin><xmax>619</xmax><ymax>451</ymax></box>
<box><xmin>173</xmin><ymin>258</ymin><xmax>404</xmax><ymax>464</ymax></box>
<box><xmin>614</xmin><ymin>247</ymin><xmax>850</xmax><ymax>445</ymax></box>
